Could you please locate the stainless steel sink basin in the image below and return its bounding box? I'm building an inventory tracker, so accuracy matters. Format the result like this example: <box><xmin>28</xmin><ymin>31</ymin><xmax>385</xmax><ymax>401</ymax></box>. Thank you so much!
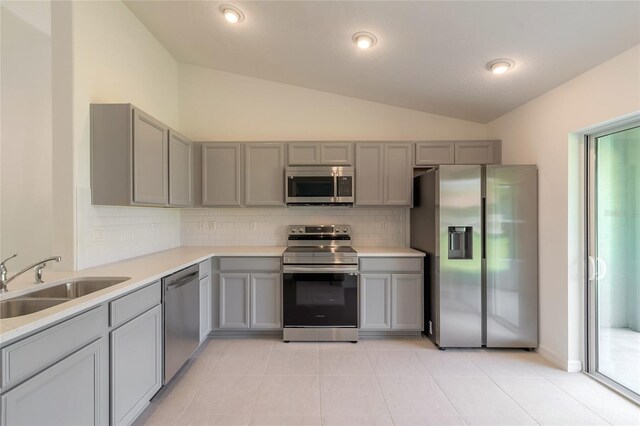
<box><xmin>0</xmin><ymin>298</ymin><xmax>68</xmax><ymax>319</ymax></box>
<box><xmin>27</xmin><ymin>277</ymin><xmax>130</xmax><ymax>299</ymax></box>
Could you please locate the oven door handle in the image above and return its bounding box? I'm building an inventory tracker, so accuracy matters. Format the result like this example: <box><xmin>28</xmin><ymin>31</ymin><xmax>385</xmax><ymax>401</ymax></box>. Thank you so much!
<box><xmin>282</xmin><ymin>265</ymin><xmax>358</xmax><ymax>274</ymax></box>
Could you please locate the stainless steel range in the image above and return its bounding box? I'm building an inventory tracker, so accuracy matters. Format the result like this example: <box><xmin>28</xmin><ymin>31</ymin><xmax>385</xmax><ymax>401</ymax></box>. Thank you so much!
<box><xmin>282</xmin><ymin>225</ymin><xmax>358</xmax><ymax>342</ymax></box>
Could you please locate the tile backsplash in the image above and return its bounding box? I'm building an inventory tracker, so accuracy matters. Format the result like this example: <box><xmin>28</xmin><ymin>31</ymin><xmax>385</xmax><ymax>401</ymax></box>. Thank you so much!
<box><xmin>76</xmin><ymin>188</ymin><xmax>181</xmax><ymax>269</ymax></box>
<box><xmin>76</xmin><ymin>186</ymin><xmax>408</xmax><ymax>270</ymax></box>
<box><xmin>181</xmin><ymin>207</ymin><xmax>409</xmax><ymax>247</ymax></box>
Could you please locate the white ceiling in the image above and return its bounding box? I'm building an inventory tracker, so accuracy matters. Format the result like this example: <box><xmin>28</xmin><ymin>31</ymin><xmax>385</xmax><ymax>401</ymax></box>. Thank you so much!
<box><xmin>125</xmin><ymin>1</ymin><xmax>640</xmax><ymax>123</ymax></box>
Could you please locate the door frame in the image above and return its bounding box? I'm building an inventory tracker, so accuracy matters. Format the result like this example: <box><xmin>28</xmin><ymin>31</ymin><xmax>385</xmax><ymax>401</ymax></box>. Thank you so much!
<box><xmin>584</xmin><ymin>118</ymin><xmax>640</xmax><ymax>403</ymax></box>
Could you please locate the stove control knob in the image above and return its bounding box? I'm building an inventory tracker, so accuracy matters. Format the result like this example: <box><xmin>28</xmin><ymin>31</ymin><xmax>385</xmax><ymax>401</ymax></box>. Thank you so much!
<box><xmin>298</xmin><ymin>227</ymin><xmax>304</xmax><ymax>233</ymax></box>
<box><xmin>291</xmin><ymin>228</ymin><xmax>297</xmax><ymax>233</ymax></box>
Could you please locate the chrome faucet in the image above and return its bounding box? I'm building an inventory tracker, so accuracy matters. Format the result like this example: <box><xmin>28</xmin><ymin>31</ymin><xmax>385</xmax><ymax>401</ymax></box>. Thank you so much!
<box><xmin>0</xmin><ymin>254</ymin><xmax>62</xmax><ymax>293</ymax></box>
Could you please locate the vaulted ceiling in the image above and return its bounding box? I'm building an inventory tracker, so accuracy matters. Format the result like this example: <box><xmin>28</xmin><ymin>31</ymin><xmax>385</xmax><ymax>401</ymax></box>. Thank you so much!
<box><xmin>126</xmin><ymin>1</ymin><xmax>640</xmax><ymax>123</ymax></box>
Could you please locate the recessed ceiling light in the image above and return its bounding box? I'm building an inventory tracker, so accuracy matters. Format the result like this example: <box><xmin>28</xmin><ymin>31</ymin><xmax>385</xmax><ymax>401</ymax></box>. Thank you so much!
<box><xmin>486</xmin><ymin>58</ymin><xmax>515</xmax><ymax>75</ymax></box>
<box><xmin>352</xmin><ymin>31</ymin><xmax>377</xmax><ymax>49</ymax></box>
<box><xmin>219</xmin><ymin>4</ymin><xmax>244</xmax><ymax>24</ymax></box>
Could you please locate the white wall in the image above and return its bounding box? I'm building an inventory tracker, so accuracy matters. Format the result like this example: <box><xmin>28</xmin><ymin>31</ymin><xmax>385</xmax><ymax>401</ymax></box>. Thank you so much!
<box><xmin>487</xmin><ymin>45</ymin><xmax>640</xmax><ymax>370</ymax></box>
<box><xmin>178</xmin><ymin>64</ymin><xmax>487</xmax><ymax>142</ymax></box>
<box><xmin>70</xmin><ymin>1</ymin><xmax>182</xmax><ymax>269</ymax></box>
<box><xmin>0</xmin><ymin>1</ymin><xmax>54</xmax><ymax>271</ymax></box>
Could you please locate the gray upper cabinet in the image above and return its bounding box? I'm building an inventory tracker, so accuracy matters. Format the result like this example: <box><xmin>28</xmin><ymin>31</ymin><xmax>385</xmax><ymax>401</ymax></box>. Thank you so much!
<box><xmin>454</xmin><ymin>140</ymin><xmax>501</xmax><ymax>165</ymax></box>
<box><xmin>110</xmin><ymin>304</ymin><xmax>162</xmax><ymax>426</ymax></box>
<box><xmin>384</xmin><ymin>143</ymin><xmax>412</xmax><ymax>205</ymax></box>
<box><xmin>132</xmin><ymin>109</ymin><xmax>169</xmax><ymax>205</ymax></box>
<box><xmin>91</xmin><ymin>103</ymin><xmax>192</xmax><ymax>207</ymax></box>
<box><xmin>355</xmin><ymin>143</ymin><xmax>384</xmax><ymax>205</ymax></box>
<box><xmin>415</xmin><ymin>141</ymin><xmax>455</xmax><ymax>166</ymax></box>
<box><xmin>1</xmin><ymin>337</ymin><xmax>109</xmax><ymax>426</ymax></box>
<box><xmin>245</xmin><ymin>143</ymin><xmax>285</xmax><ymax>206</ymax></box>
<box><xmin>288</xmin><ymin>142</ymin><xmax>353</xmax><ymax>166</ymax></box>
<box><xmin>202</xmin><ymin>143</ymin><xmax>242</xmax><ymax>206</ymax></box>
<box><xmin>168</xmin><ymin>130</ymin><xmax>193</xmax><ymax>206</ymax></box>
<box><xmin>356</xmin><ymin>143</ymin><xmax>412</xmax><ymax>206</ymax></box>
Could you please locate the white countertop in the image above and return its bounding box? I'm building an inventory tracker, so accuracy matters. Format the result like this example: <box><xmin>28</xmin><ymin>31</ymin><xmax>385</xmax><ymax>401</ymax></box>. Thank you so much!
<box><xmin>0</xmin><ymin>245</ymin><xmax>421</xmax><ymax>344</ymax></box>
<box><xmin>353</xmin><ymin>247</ymin><xmax>425</xmax><ymax>257</ymax></box>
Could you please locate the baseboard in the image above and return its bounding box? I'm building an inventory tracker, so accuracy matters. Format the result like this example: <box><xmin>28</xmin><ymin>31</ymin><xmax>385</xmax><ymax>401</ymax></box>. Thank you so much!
<box><xmin>537</xmin><ymin>344</ymin><xmax>582</xmax><ymax>372</ymax></box>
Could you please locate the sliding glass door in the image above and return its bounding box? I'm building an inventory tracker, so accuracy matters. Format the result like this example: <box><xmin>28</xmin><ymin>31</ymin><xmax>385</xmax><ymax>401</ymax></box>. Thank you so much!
<box><xmin>586</xmin><ymin>122</ymin><xmax>640</xmax><ymax>401</ymax></box>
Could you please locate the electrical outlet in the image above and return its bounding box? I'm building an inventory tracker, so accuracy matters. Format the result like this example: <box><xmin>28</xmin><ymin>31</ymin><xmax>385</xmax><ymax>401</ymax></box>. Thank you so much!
<box><xmin>208</xmin><ymin>221</ymin><xmax>216</xmax><ymax>231</ymax></box>
<box><xmin>249</xmin><ymin>221</ymin><xmax>256</xmax><ymax>231</ymax></box>
<box><xmin>198</xmin><ymin>222</ymin><xmax>206</xmax><ymax>231</ymax></box>
<box><xmin>92</xmin><ymin>226</ymin><xmax>104</xmax><ymax>242</ymax></box>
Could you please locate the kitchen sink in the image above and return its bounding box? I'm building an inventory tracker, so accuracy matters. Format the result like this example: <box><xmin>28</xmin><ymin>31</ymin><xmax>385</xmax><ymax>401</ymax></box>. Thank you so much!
<box><xmin>0</xmin><ymin>277</ymin><xmax>130</xmax><ymax>319</ymax></box>
<box><xmin>26</xmin><ymin>277</ymin><xmax>130</xmax><ymax>299</ymax></box>
<box><xmin>0</xmin><ymin>298</ymin><xmax>68</xmax><ymax>319</ymax></box>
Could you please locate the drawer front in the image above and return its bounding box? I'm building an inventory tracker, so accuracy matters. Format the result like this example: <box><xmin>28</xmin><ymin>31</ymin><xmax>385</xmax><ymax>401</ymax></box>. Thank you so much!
<box><xmin>1</xmin><ymin>306</ymin><xmax>107</xmax><ymax>390</ymax></box>
<box><xmin>199</xmin><ymin>259</ymin><xmax>212</xmax><ymax>279</ymax></box>
<box><xmin>359</xmin><ymin>257</ymin><xmax>423</xmax><ymax>273</ymax></box>
<box><xmin>110</xmin><ymin>281</ymin><xmax>161</xmax><ymax>328</ymax></box>
<box><xmin>219</xmin><ymin>257</ymin><xmax>281</xmax><ymax>272</ymax></box>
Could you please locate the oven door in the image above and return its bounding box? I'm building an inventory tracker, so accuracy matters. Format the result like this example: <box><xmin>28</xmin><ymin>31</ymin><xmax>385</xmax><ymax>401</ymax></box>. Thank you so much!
<box><xmin>286</xmin><ymin>175</ymin><xmax>336</xmax><ymax>204</ymax></box>
<box><xmin>283</xmin><ymin>265</ymin><xmax>358</xmax><ymax>327</ymax></box>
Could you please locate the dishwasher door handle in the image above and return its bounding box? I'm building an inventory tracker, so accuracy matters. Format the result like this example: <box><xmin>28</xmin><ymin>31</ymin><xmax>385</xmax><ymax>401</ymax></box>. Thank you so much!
<box><xmin>165</xmin><ymin>272</ymin><xmax>198</xmax><ymax>291</ymax></box>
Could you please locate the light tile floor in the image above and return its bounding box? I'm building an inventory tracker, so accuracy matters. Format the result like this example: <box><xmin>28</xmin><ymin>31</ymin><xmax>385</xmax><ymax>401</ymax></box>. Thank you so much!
<box><xmin>135</xmin><ymin>337</ymin><xmax>640</xmax><ymax>426</ymax></box>
<box><xmin>599</xmin><ymin>327</ymin><xmax>640</xmax><ymax>395</ymax></box>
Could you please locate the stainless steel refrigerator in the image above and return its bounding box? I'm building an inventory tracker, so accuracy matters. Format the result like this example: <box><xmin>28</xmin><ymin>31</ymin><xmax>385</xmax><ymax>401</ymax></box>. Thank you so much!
<box><xmin>411</xmin><ymin>165</ymin><xmax>538</xmax><ymax>349</ymax></box>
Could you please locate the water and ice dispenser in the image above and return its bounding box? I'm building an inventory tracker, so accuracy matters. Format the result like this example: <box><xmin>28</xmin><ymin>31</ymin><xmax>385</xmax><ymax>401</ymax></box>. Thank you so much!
<box><xmin>448</xmin><ymin>226</ymin><xmax>473</xmax><ymax>259</ymax></box>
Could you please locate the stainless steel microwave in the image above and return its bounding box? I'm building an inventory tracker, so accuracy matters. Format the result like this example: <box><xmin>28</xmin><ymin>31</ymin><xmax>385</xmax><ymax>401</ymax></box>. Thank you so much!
<box><xmin>285</xmin><ymin>167</ymin><xmax>354</xmax><ymax>206</ymax></box>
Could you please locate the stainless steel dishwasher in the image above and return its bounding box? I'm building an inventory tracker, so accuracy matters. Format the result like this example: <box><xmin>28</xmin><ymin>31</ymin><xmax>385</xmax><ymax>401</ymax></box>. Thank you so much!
<box><xmin>162</xmin><ymin>264</ymin><xmax>200</xmax><ymax>384</ymax></box>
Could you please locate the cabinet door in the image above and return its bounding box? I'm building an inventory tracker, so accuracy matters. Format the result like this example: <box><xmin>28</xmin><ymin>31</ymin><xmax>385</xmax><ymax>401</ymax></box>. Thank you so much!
<box><xmin>219</xmin><ymin>273</ymin><xmax>250</xmax><ymax>328</ymax></box>
<box><xmin>288</xmin><ymin>143</ymin><xmax>320</xmax><ymax>165</ymax></box>
<box><xmin>132</xmin><ymin>109</ymin><xmax>169</xmax><ymax>205</ymax></box>
<box><xmin>320</xmin><ymin>143</ymin><xmax>353</xmax><ymax>165</ymax></box>
<box><xmin>111</xmin><ymin>305</ymin><xmax>162</xmax><ymax>426</ymax></box>
<box><xmin>355</xmin><ymin>143</ymin><xmax>384</xmax><ymax>205</ymax></box>
<box><xmin>384</xmin><ymin>143</ymin><xmax>413</xmax><ymax>205</ymax></box>
<box><xmin>454</xmin><ymin>140</ymin><xmax>500</xmax><ymax>165</ymax></box>
<box><xmin>245</xmin><ymin>143</ymin><xmax>285</xmax><ymax>206</ymax></box>
<box><xmin>1</xmin><ymin>337</ymin><xmax>108</xmax><ymax>426</ymax></box>
<box><xmin>359</xmin><ymin>274</ymin><xmax>391</xmax><ymax>330</ymax></box>
<box><xmin>250</xmin><ymin>273</ymin><xmax>282</xmax><ymax>329</ymax></box>
<box><xmin>200</xmin><ymin>276</ymin><xmax>212</xmax><ymax>342</ymax></box>
<box><xmin>168</xmin><ymin>130</ymin><xmax>193</xmax><ymax>206</ymax></box>
<box><xmin>202</xmin><ymin>143</ymin><xmax>242</xmax><ymax>206</ymax></box>
<box><xmin>391</xmin><ymin>274</ymin><xmax>423</xmax><ymax>330</ymax></box>
<box><xmin>415</xmin><ymin>141</ymin><xmax>455</xmax><ymax>166</ymax></box>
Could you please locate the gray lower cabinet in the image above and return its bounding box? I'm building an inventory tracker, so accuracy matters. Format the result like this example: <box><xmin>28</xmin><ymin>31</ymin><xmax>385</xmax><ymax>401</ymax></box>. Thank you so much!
<box><xmin>245</xmin><ymin>143</ymin><xmax>285</xmax><ymax>206</ymax></box>
<box><xmin>200</xmin><ymin>275</ymin><xmax>212</xmax><ymax>342</ymax></box>
<box><xmin>168</xmin><ymin>130</ymin><xmax>193</xmax><ymax>206</ymax></box>
<box><xmin>359</xmin><ymin>273</ymin><xmax>422</xmax><ymax>331</ymax></box>
<box><xmin>202</xmin><ymin>143</ymin><xmax>242</xmax><ymax>206</ymax></box>
<box><xmin>250</xmin><ymin>273</ymin><xmax>281</xmax><ymax>329</ymax></box>
<box><xmin>454</xmin><ymin>140</ymin><xmax>501</xmax><ymax>165</ymax></box>
<box><xmin>359</xmin><ymin>274</ymin><xmax>391</xmax><ymax>330</ymax></box>
<box><xmin>355</xmin><ymin>143</ymin><xmax>412</xmax><ymax>206</ymax></box>
<box><xmin>390</xmin><ymin>274</ymin><xmax>423</xmax><ymax>330</ymax></box>
<box><xmin>219</xmin><ymin>273</ymin><xmax>251</xmax><ymax>328</ymax></box>
<box><xmin>1</xmin><ymin>337</ymin><xmax>109</xmax><ymax>426</ymax></box>
<box><xmin>219</xmin><ymin>269</ymin><xmax>282</xmax><ymax>330</ymax></box>
<box><xmin>359</xmin><ymin>257</ymin><xmax>423</xmax><ymax>332</ymax></box>
<box><xmin>110</xmin><ymin>305</ymin><xmax>162</xmax><ymax>426</ymax></box>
